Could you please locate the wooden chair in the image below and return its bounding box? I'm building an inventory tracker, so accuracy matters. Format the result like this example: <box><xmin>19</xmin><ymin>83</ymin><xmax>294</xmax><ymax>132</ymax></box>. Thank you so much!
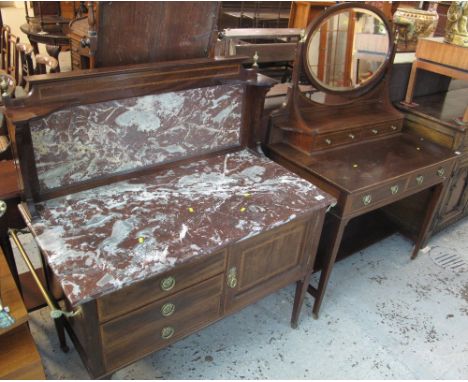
<box><xmin>35</xmin><ymin>54</ymin><xmax>59</xmax><ymax>74</ymax></box>
<box><xmin>15</xmin><ymin>42</ymin><xmax>58</xmax><ymax>96</ymax></box>
<box><xmin>2</xmin><ymin>28</ymin><xmax>19</xmax><ymax>84</ymax></box>
<box><xmin>0</xmin><ymin>26</ymin><xmax>11</xmax><ymax>71</ymax></box>
<box><xmin>16</xmin><ymin>43</ymin><xmax>34</xmax><ymax>87</ymax></box>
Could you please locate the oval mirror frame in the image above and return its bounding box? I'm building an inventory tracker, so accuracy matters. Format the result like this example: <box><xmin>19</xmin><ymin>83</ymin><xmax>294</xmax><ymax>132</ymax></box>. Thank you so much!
<box><xmin>302</xmin><ymin>3</ymin><xmax>395</xmax><ymax>97</ymax></box>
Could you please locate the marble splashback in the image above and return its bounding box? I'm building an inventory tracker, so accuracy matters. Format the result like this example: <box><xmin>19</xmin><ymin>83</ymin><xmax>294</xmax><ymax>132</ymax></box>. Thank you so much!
<box><xmin>28</xmin><ymin>149</ymin><xmax>335</xmax><ymax>306</ymax></box>
<box><xmin>30</xmin><ymin>84</ymin><xmax>243</xmax><ymax>191</ymax></box>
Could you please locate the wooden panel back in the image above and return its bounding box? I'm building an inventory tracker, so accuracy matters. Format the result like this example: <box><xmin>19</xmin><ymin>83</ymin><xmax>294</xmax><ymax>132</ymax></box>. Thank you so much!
<box><xmin>95</xmin><ymin>2</ymin><xmax>220</xmax><ymax>67</ymax></box>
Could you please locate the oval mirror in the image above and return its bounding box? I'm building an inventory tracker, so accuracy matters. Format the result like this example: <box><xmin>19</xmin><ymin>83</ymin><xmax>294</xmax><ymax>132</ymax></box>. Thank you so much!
<box><xmin>304</xmin><ymin>6</ymin><xmax>391</xmax><ymax>92</ymax></box>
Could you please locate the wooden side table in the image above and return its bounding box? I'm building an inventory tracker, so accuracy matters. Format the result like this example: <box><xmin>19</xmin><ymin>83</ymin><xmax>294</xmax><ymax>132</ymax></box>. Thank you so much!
<box><xmin>0</xmin><ymin>247</ymin><xmax>45</xmax><ymax>379</ymax></box>
<box><xmin>404</xmin><ymin>37</ymin><xmax>468</xmax><ymax>122</ymax></box>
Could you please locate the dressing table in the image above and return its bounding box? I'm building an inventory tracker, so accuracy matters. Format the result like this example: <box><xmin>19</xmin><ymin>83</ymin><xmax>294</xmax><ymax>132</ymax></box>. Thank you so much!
<box><xmin>264</xmin><ymin>3</ymin><xmax>458</xmax><ymax>317</ymax></box>
<box><xmin>4</xmin><ymin>57</ymin><xmax>334</xmax><ymax>378</ymax></box>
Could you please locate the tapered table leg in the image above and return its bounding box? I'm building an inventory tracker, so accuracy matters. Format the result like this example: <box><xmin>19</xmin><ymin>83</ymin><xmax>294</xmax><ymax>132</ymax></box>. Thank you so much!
<box><xmin>309</xmin><ymin>214</ymin><xmax>348</xmax><ymax>319</ymax></box>
<box><xmin>291</xmin><ymin>272</ymin><xmax>312</xmax><ymax>328</ymax></box>
<box><xmin>411</xmin><ymin>183</ymin><xmax>445</xmax><ymax>259</ymax></box>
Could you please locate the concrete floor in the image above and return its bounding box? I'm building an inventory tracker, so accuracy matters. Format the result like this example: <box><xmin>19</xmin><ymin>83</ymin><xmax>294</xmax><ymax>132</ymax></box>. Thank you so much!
<box><xmin>29</xmin><ymin>218</ymin><xmax>468</xmax><ymax>379</ymax></box>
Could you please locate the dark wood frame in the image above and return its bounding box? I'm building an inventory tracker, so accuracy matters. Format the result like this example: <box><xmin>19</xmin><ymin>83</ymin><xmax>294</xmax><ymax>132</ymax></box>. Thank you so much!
<box><xmin>302</xmin><ymin>2</ymin><xmax>395</xmax><ymax>98</ymax></box>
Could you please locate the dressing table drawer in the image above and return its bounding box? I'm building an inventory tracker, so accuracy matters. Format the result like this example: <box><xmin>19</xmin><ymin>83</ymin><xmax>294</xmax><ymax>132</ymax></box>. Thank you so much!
<box><xmin>101</xmin><ymin>274</ymin><xmax>223</xmax><ymax>371</ymax></box>
<box><xmin>362</xmin><ymin>120</ymin><xmax>403</xmax><ymax>138</ymax></box>
<box><xmin>407</xmin><ymin>164</ymin><xmax>450</xmax><ymax>191</ymax></box>
<box><xmin>97</xmin><ymin>250</ymin><xmax>227</xmax><ymax>322</ymax></box>
<box><xmin>315</xmin><ymin>129</ymin><xmax>362</xmax><ymax>149</ymax></box>
<box><xmin>350</xmin><ymin>178</ymin><xmax>408</xmax><ymax>213</ymax></box>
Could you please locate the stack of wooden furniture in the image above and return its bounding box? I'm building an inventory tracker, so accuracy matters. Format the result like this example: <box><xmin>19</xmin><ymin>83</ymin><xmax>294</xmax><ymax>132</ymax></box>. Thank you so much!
<box><xmin>5</xmin><ymin>57</ymin><xmax>335</xmax><ymax>378</ymax></box>
<box><xmin>264</xmin><ymin>3</ymin><xmax>457</xmax><ymax>317</ymax></box>
<box><xmin>0</xmin><ymin>247</ymin><xmax>45</xmax><ymax>379</ymax></box>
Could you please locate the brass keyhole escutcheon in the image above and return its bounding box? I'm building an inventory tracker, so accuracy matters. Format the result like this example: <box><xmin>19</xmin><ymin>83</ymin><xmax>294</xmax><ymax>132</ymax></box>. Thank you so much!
<box><xmin>416</xmin><ymin>175</ymin><xmax>424</xmax><ymax>185</ymax></box>
<box><xmin>161</xmin><ymin>303</ymin><xmax>176</xmax><ymax>317</ymax></box>
<box><xmin>227</xmin><ymin>267</ymin><xmax>237</xmax><ymax>289</ymax></box>
<box><xmin>437</xmin><ymin>168</ymin><xmax>445</xmax><ymax>177</ymax></box>
<box><xmin>160</xmin><ymin>276</ymin><xmax>176</xmax><ymax>291</ymax></box>
<box><xmin>372</xmin><ymin>129</ymin><xmax>378</xmax><ymax>135</ymax></box>
<box><xmin>390</xmin><ymin>185</ymin><xmax>399</xmax><ymax>195</ymax></box>
<box><xmin>391</xmin><ymin>125</ymin><xmax>397</xmax><ymax>131</ymax></box>
<box><xmin>161</xmin><ymin>326</ymin><xmax>175</xmax><ymax>340</ymax></box>
<box><xmin>362</xmin><ymin>194</ymin><xmax>372</xmax><ymax>206</ymax></box>
<box><xmin>325</xmin><ymin>139</ymin><xmax>332</xmax><ymax>145</ymax></box>
<box><xmin>348</xmin><ymin>133</ymin><xmax>355</xmax><ymax>139</ymax></box>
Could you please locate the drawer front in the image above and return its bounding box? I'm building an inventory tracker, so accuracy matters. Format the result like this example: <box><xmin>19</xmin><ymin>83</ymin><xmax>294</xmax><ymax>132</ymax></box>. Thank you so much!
<box><xmin>97</xmin><ymin>251</ymin><xmax>227</xmax><ymax>322</ymax></box>
<box><xmin>350</xmin><ymin>178</ymin><xmax>408</xmax><ymax>213</ymax></box>
<box><xmin>361</xmin><ymin>120</ymin><xmax>403</xmax><ymax>139</ymax></box>
<box><xmin>101</xmin><ymin>274</ymin><xmax>223</xmax><ymax>371</ymax></box>
<box><xmin>315</xmin><ymin>129</ymin><xmax>362</xmax><ymax>150</ymax></box>
<box><xmin>407</xmin><ymin>163</ymin><xmax>450</xmax><ymax>191</ymax></box>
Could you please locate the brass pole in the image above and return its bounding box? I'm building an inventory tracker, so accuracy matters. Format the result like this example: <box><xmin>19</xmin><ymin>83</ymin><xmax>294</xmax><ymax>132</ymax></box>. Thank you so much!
<box><xmin>8</xmin><ymin>228</ymin><xmax>80</xmax><ymax>318</ymax></box>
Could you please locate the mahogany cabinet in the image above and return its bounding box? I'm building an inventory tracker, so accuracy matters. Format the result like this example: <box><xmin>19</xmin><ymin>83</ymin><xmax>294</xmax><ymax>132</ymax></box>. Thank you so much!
<box><xmin>4</xmin><ymin>57</ymin><xmax>334</xmax><ymax>378</ymax></box>
<box><xmin>65</xmin><ymin>214</ymin><xmax>325</xmax><ymax>377</ymax></box>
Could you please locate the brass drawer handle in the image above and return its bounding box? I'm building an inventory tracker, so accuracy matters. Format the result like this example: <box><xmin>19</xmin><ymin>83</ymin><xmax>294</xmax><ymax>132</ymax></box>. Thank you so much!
<box><xmin>416</xmin><ymin>175</ymin><xmax>424</xmax><ymax>185</ymax></box>
<box><xmin>161</xmin><ymin>326</ymin><xmax>175</xmax><ymax>340</ymax></box>
<box><xmin>390</xmin><ymin>185</ymin><xmax>399</xmax><ymax>195</ymax></box>
<box><xmin>227</xmin><ymin>267</ymin><xmax>237</xmax><ymax>289</ymax></box>
<box><xmin>372</xmin><ymin>129</ymin><xmax>378</xmax><ymax>135</ymax></box>
<box><xmin>437</xmin><ymin>168</ymin><xmax>445</xmax><ymax>177</ymax></box>
<box><xmin>325</xmin><ymin>138</ymin><xmax>332</xmax><ymax>145</ymax></box>
<box><xmin>362</xmin><ymin>194</ymin><xmax>372</xmax><ymax>206</ymax></box>
<box><xmin>161</xmin><ymin>303</ymin><xmax>176</xmax><ymax>317</ymax></box>
<box><xmin>348</xmin><ymin>133</ymin><xmax>355</xmax><ymax>139</ymax></box>
<box><xmin>160</xmin><ymin>276</ymin><xmax>176</xmax><ymax>291</ymax></box>
<box><xmin>391</xmin><ymin>125</ymin><xmax>398</xmax><ymax>131</ymax></box>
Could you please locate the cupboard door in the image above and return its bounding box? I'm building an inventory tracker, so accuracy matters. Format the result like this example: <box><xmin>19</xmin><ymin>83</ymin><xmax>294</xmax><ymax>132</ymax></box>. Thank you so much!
<box><xmin>224</xmin><ymin>214</ymin><xmax>322</xmax><ymax>314</ymax></box>
<box><xmin>434</xmin><ymin>158</ymin><xmax>468</xmax><ymax>230</ymax></box>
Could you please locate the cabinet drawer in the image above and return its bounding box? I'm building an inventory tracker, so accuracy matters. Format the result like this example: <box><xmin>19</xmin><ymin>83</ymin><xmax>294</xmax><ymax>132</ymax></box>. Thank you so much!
<box><xmin>407</xmin><ymin>163</ymin><xmax>450</xmax><ymax>191</ymax></box>
<box><xmin>97</xmin><ymin>251</ymin><xmax>227</xmax><ymax>322</ymax></box>
<box><xmin>361</xmin><ymin>120</ymin><xmax>402</xmax><ymax>139</ymax></box>
<box><xmin>315</xmin><ymin>128</ymin><xmax>362</xmax><ymax>149</ymax></box>
<box><xmin>101</xmin><ymin>274</ymin><xmax>223</xmax><ymax>371</ymax></box>
<box><xmin>350</xmin><ymin>178</ymin><xmax>408</xmax><ymax>212</ymax></box>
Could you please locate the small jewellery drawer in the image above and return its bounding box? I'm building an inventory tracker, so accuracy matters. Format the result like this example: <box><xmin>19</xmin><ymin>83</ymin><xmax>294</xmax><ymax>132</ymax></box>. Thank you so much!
<box><xmin>362</xmin><ymin>120</ymin><xmax>403</xmax><ymax>139</ymax></box>
<box><xmin>101</xmin><ymin>274</ymin><xmax>223</xmax><ymax>371</ymax></box>
<box><xmin>350</xmin><ymin>178</ymin><xmax>408</xmax><ymax>212</ymax></box>
<box><xmin>315</xmin><ymin>129</ymin><xmax>362</xmax><ymax>149</ymax></box>
<box><xmin>98</xmin><ymin>250</ymin><xmax>227</xmax><ymax>322</ymax></box>
<box><xmin>407</xmin><ymin>164</ymin><xmax>449</xmax><ymax>191</ymax></box>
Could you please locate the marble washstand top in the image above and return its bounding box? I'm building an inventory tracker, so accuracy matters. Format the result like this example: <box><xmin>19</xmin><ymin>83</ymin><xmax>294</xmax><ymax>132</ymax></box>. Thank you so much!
<box><xmin>26</xmin><ymin>149</ymin><xmax>335</xmax><ymax>306</ymax></box>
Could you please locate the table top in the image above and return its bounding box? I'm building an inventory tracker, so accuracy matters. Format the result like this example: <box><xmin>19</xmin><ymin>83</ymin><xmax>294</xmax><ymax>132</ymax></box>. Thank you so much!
<box><xmin>26</xmin><ymin>149</ymin><xmax>334</xmax><ymax>306</ymax></box>
<box><xmin>415</xmin><ymin>37</ymin><xmax>468</xmax><ymax>70</ymax></box>
<box><xmin>20</xmin><ymin>23</ymin><xmax>70</xmax><ymax>45</ymax></box>
<box><xmin>398</xmin><ymin>88</ymin><xmax>468</xmax><ymax>131</ymax></box>
<box><xmin>224</xmin><ymin>10</ymin><xmax>290</xmax><ymax>21</ymax></box>
<box><xmin>270</xmin><ymin>133</ymin><xmax>457</xmax><ymax>193</ymax></box>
